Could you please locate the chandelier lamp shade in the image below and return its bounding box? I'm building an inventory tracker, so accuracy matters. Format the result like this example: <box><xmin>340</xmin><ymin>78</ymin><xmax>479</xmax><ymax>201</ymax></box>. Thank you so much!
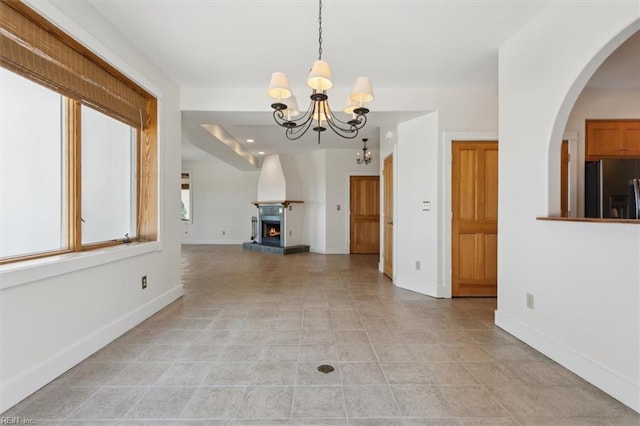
<box><xmin>356</xmin><ymin>138</ymin><xmax>372</xmax><ymax>165</ymax></box>
<box><xmin>268</xmin><ymin>0</ymin><xmax>374</xmax><ymax>143</ymax></box>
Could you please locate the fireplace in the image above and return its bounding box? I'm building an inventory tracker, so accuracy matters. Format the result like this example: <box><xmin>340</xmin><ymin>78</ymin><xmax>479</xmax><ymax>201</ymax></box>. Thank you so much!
<box><xmin>258</xmin><ymin>205</ymin><xmax>284</xmax><ymax>247</ymax></box>
<box><xmin>244</xmin><ymin>200</ymin><xmax>309</xmax><ymax>254</ymax></box>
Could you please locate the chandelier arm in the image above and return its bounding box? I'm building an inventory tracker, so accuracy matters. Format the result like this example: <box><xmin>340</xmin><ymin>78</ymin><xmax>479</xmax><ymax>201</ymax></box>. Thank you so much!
<box><xmin>323</xmin><ymin>106</ymin><xmax>369</xmax><ymax>139</ymax></box>
<box><xmin>325</xmin><ymin>117</ymin><xmax>360</xmax><ymax>139</ymax></box>
<box><xmin>272</xmin><ymin>98</ymin><xmax>316</xmax><ymax>130</ymax></box>
<box><xmin>284</xmin><ymin>112</ymin><xmax>316</xmax><ymax>140</ymax></box>
<box><xmin>321</xmin><ymin>100</ymin><xmax>369</xmax><ymax>132</ymax></box>
<box><xmin>318</xmin><ymin>100</ymin><xmax>355</xmax><ymax>137</ymax></box>
<box><xmin>326</xmin><ymin>111</ymin><xmax>366</xmax><ymax>132</ymax></box>
<box><xmin>323</xmin><ymin>103</ymin><xmax>362</xmax><ymax>127</ymax></box>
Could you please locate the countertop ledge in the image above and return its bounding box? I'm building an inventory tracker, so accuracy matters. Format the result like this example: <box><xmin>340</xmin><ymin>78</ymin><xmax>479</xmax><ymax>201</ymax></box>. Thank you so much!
<box><xmin>537</xmin><ymin>216</ymin><xmax>640</xmax><ymax>224</ymax></box>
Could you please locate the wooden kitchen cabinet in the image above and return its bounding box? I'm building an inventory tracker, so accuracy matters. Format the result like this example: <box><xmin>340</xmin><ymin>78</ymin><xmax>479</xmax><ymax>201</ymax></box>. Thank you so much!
<box><xmin>586</xmin><ymin>119</ymin><xmax>640</xmax><ymax>159</ymax></box>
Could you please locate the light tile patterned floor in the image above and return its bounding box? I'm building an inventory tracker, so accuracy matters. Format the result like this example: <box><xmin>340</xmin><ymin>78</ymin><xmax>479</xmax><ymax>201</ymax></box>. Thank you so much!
<box><xmin>3</xmin><ymin>245</ymin><xmax>639</xmax><ymax>425</ymax></box>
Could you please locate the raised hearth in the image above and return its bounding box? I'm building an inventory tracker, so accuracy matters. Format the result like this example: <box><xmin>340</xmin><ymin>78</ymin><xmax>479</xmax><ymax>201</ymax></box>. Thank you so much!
<box><xmin>242</xmin><ymin>242</ymin><xmax>309</xmax><ymax>255</ymax></box>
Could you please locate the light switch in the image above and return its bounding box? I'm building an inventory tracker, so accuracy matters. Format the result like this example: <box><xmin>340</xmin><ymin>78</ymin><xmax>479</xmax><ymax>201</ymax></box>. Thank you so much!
<box><xmin>337</xmin><ymin>204</ymin><xmax>341</xmax><ymax>211</ymax></box>
<box><xmin>422</xmin><ymin>201</ymin><xmax>431</xmax><ymax>211</ymax></box>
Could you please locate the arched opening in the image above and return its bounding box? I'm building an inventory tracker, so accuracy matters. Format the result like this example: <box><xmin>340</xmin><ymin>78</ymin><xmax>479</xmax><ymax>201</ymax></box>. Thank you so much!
<box><xmin>547</xmin><ymin>22</ymin><xmax>640</xmax><ymax>218</ymax></box>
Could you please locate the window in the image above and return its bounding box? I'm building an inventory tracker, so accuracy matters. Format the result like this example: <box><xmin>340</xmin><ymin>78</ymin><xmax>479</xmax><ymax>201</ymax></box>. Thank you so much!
<box><xmin>181</xmin><ymin>172</ymin><xmax>192</xmax><ymax>223</ymax></box>
<box><xmin>0</xmin><ymin>70</ymin><xmax>66</xmax><ymax>259</ymax></box>
<box><xmin>0</xmin><ymin>2</ymin><xmax>157</xmax><ymax>264</ymax></box>
<box><xmin>81</xmin><ymin>105</ymin><xmax>138</xmax><ymax>244</ymax></box>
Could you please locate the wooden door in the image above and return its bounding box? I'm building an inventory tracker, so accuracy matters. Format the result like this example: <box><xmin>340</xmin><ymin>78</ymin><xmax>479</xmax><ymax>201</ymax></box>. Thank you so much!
<box><xmin>452</xmin><ymin>141</ymin><xmax>498</xmax><ymax>296</ymax></box>
<box><xmin>560</xmin><ymin>140</ymin><xmax>569</xmax><ymax>217</ymax></box>
<box><xmin>350</xmin><ymin>176</ymin><xmax>380</xmax><ymax>254</ymax></box>
<box><xmin>383</xmin><ymin>155</ymin><xmax>393</xmax><ymax>278</ymax></box>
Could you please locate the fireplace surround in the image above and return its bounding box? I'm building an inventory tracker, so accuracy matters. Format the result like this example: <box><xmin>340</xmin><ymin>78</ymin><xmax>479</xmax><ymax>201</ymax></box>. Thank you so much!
<box><xmin>243</xmin><ymin>200</ymin><xmax>309</xmax><ymax>255</ymax></box>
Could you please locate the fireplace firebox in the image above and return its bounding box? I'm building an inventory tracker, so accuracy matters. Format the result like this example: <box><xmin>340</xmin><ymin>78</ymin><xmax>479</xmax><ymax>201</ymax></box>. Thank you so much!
<box><xmin>262</xmin><ymin>220</ymin><xmax>281</xmax><ymax>246</ymax></box>
<box><xmin>258</xmin><ymin>205</ymin><xmax>284</xmax><ymax>247</ymax></box>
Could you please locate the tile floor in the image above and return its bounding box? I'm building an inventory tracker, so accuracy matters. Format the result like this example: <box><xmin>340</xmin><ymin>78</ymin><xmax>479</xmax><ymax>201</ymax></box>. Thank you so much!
<box><xmin>3</xmin><ymin>245</ymin><xmax>639</xmax><ymax>425</ymax></box>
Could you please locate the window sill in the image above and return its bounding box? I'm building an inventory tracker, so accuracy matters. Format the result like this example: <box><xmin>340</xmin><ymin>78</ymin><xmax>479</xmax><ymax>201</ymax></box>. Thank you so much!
<box><xmin>0</xmin><ymin>241</ymin><xmax>161</xmax><ymax>291</ymax></box>
<box><xmin>537</xmin><ymin>216</ymin><xmax>640</xmax><ymax>224</ymax></box>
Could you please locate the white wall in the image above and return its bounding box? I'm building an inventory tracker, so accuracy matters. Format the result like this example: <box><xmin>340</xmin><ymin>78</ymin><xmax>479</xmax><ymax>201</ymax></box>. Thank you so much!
<box><xmin>0</xmin><ymin>1</ymin><xmax>182</xmax><ymax>412</ymax></box>
<box><xmin>283</xmin><ymin>204</ymin><xmax>304</xmax><ymax>247</ymax></box>
<box><xmin>257</xmin><ymin>154</ymin><xmax>288</xmax><ymax>201</ymax></box>
<box><xmin>182</xmin><ymin>160</ymin><xmax>259</xmax><ymax>244</ymax></box>
<box><xmin>565</xmin><ymin>88</ymin><xmax>640</xmax><ymax>216</ymax></box>
<box><xmin>324</xmin><ymin>149</ymin><xmax>380</xmax><ymax>254</ymax></box>
<box><xmin>497</xmin><ymin>2</ymin><xmax>640</xmax><ymax>412</ymax></box>
<box><xmin>395</xmin><ymin>113</ymin><xmax>440</xmax><ymax>295</ymax></box>
<box><xmin>296</xmin><ymin>150</ymin><xmax>327</xmax><ymax>253</ymax></box>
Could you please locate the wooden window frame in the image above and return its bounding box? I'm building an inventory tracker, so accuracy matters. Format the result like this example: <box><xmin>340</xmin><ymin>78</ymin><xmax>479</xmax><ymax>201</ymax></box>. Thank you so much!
<box><xmin>0</xmin><ymin>2</ymin><xmax>157</xmax><ymax>265</ymax></box>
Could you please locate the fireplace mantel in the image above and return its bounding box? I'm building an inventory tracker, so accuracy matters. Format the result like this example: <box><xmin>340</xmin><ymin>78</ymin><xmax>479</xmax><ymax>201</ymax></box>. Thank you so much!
<box><xmin>252</xmin><ymin>200</ymin><xmax>304</xmax><ymax>208</ymax></box>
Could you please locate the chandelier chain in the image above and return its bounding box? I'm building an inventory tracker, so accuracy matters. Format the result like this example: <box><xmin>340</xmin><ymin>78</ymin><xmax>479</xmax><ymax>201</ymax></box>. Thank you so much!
<box><xmin>318</xmin><ymin>0</ymin><xmax>323</xmax><ymax>60</ymax></box>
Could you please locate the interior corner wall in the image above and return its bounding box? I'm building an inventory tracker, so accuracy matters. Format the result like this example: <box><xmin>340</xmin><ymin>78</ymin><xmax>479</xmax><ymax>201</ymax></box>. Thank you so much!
<box><xmin>295</xmin><ymin>150</ymin><xmax>327</xmax><ymax>253</ymax></box>
<box><xmin>565</xmin><ymin>88</ymin><xmax>640</xmax><ymax>217</ymax></box>
<box><xmin>395</xmin><ymin>113</ymin><xmax>440</xmax><ymax>295</ymax></box>
<box><xmin>497</xmin><ymin>2</ymin><xmax>640</xmax><ymax>412</ymax></box>
<box><xmin>181</xmin><ymin>160</ymin><xmax>260</xmax><ymax>244</ymax></box>
<box><xmin>0</xmin><ymin>0</ymin><xmax>182</xmax><ymax>413</ymax></box>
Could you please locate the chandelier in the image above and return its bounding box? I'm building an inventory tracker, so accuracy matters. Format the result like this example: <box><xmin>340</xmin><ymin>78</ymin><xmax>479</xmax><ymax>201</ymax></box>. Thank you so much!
<box><xmin>267</xmin><ymin>0</ymin><xmax>374</xmax><ymax>144</ymax></box>
<box><xmin>356</xmin><ymin>138</ymin><xmax>372</xmax><ymax>165</ymax></box>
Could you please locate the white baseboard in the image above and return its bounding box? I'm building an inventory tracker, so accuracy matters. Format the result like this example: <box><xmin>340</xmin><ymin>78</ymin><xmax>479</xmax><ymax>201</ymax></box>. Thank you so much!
<box><xmin>182</xmin><ymin>239</ymin><xmax>244</xmax><ymax>245</ymax></box>
<box><xmin>325</xmin><ymin>247</ymin><xmax>349</xmax><ymax>254</ymax></box>
<box><xmin>495</xmin><ymin>309</ymin><xmax>639</xmax><ymax>413</ymax></box>
<box><xmin>395</xmin><ymin>274</ymin><xmax>444</xmax><ymax>298</ymax></box>
<box><xmin>0</xmin><ymin>285</ymin><xmax>184</xmax><ymax>413</ymax></box>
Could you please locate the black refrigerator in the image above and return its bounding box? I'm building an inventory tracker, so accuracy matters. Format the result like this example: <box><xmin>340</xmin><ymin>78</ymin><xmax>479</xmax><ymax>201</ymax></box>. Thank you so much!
<box><xmin>585</xmin><ymin>159</ymin><xmax>640</xmax><ymax>219</ymax></box>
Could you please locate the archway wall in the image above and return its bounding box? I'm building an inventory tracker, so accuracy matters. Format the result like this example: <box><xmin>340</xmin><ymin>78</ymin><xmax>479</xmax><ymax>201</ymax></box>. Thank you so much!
<box><xmin>496</xmin><ymin>1</ymin><xmax>640</xmax><ymax>412</ymax></box>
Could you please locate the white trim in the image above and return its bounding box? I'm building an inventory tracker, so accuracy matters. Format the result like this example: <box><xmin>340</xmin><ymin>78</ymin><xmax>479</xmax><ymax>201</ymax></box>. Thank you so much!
<box><xmin>0</xmin><ymin>242</ymin><xmax>161</xmax><ymax>291</ymax></box>
<box><xmin>495</xmin><ymin>309</ymin><xmax>640</xmax><ymax>413</ymax></box>
<box><xmin>182</xmin><ymin>240</ymin><xmax>245</xmax><ymax>245</ymax></box>
<box><xmin>395</xmin><ymin>274</ymin><xmax>443</xmax><ymax>298</ymax></box>
<box><xmin>325</xmin><ymin>247</ymin><xmax>349</xmax><ymax>255</ymax></box>
<box><xmin>392</xmin><ymin>143</ymin><xmax>398</xmax><ymax>284</ymax></box>
<box><xmin>441</xmin><ymin>131</ymin><xmax>499</xmax><ymax>299</ymax></box>
<box><xmin>563</xmin><ymin>131</ymin><xmax>579</xmax><ymax>218</ymax></box>
<box><xmin>0</xmin><ymin>285</ymin><xmax>183</xmax><ymax>413</ymax></box>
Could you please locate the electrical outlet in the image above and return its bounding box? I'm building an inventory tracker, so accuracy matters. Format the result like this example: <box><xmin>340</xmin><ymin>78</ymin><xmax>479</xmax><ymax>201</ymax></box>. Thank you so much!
<box><xmin>526</xmin><ymin>293</ymin><xmax>534</xmax><ymax>309</ymax></box>
<box><xmin>415</xmin><ymin>260</ymin><xmax>421</xmax><ymax>270</ymax></box>
<box><xmin>141</xmin><ymin>275</ymin><xmax>147</xmax><ymax>289</ymax></box>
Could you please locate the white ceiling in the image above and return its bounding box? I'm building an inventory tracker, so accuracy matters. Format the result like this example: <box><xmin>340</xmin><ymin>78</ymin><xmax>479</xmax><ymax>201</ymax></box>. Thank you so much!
<box><xmin>85</xmin><ymin>0</ymin><xmax>639</xmax><ymax>166</ymax></box>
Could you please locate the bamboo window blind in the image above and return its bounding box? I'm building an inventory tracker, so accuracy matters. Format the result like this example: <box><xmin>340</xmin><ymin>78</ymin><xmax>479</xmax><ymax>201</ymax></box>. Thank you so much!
<box><xmin>0</xmin><ymin>0</ymin><xmax>150</xmax><ymax>128</ymax></box>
